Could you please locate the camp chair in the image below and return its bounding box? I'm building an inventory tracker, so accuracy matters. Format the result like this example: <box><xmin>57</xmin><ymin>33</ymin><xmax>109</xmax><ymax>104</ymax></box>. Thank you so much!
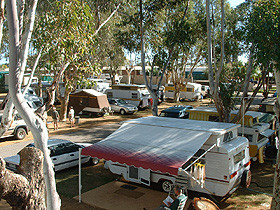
<box><xmin>163</xmin><ymin>196</ymin><xmax>187</xmax><ymax>210</ymax></box>
<box><xmin>177</xmin><ymin>196</ymin><xmax>187</xmax><ymax>210</ymax></box>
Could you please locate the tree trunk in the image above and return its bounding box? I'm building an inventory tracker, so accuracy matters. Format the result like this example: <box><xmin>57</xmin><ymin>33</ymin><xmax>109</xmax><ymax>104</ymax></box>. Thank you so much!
<box><xmin>6</xmin><ymin>0</ymin><xmax>60</xmax><ymax>209</ymax></box>
<box><xmin>45</xmin><ymin>62</ymin><xmax>69</xmax><ymax>111</ymax></box>
<box><xmin>58</xmin><ymin>88</ymin><xmax>71</xmax><ymax>121</ymax></box>
<box><xmin>174</xmin><ymin>87</ymin><xmax>180</xmax><ymax>102</ymax></box>
<box><xmin>271</xmin><ymin>68</ymin><xmax>280</xmax><ymax>209</ymax></box>
<box><xmin>0</xmin><ymin>147</ymin><xmax>46</xmax><ymax>209</ymax></box>
<box><xmin>0</xmin><ymin>0</ymin><xmax>5</xmax><ymax>48</ymax></box>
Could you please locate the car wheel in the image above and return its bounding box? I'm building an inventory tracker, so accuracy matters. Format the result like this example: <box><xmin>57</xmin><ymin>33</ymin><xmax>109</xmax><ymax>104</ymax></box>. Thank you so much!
<box><xmin>120</xmin><ymin>109</ymin><xmax>126</xmax><ymax>115</ymax></box>
<box><xmin>15</xmin><ymin>127</ymin><xmax>27</xmax><ymax>140</ymax></box>
<box><xmin>161</xmin><ymin>180</ymin><xmax>173</xmax><ymax>192</ymax></box>
<box><xmin>88</xmin><ymin>157</ymin><xmax>99</xmax><ymax>166</ymax></box>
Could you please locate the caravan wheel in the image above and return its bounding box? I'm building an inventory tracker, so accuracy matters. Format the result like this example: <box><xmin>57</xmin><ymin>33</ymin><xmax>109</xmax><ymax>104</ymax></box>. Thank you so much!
<box><xmin>241</xmin><ymin>170</ymin><xmax>251</xmax><ymax>188</ymax></box>
<box><xmin>161</xmin><ymin>180</ymin><xmax>173</xmax><ymax>192</ymax></box>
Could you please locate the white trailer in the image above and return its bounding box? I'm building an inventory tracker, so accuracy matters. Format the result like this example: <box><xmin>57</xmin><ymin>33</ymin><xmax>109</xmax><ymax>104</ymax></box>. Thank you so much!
<box><xmin>82</xmin><ymin>116</ymin><xmax>251</xmax><ymax>198</ymax></box>
<box><xmin>165</xmin><ymin>82</ymin><xmax>202</xmax><ymax>100</ymax></box>
<box><xmin>105</xmin><ymin>84</ymin><xmax>151</xmax><ymax>108</ymax></box>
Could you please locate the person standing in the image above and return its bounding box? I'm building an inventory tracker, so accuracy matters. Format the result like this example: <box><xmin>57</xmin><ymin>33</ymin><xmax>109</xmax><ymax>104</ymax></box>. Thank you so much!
<box><xmin>51</xmin><ymin>107</ymin><xmax>59</xmax><ymax>130</ymax></box>
<box><xmin>68</xmin><ymin>106</ymin><xmax>75</xmax><ymax>128</ymax></box>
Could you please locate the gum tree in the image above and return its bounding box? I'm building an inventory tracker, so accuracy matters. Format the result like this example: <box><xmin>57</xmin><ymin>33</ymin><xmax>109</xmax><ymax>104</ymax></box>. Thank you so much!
<box><xmin>35</xmin><ymin>0</ymin><xmax>96</xmax><ymax>120</ymax></box>
<box><xmin>5</xmin><ymin>0</ymin><xmax>60</xmax><ymax>208</ymax></box>
<box><xmin>244</xmin><ymin>1</ymin><xmax>280</xmax><ymax>208</ymax></box>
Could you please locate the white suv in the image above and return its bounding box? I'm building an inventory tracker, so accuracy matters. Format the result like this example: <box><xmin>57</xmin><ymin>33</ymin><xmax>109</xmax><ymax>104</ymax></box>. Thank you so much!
<box><xmin>0</xmin><ymin>111</ymin><xmax>29</xmax><ymax>140</ymax></box>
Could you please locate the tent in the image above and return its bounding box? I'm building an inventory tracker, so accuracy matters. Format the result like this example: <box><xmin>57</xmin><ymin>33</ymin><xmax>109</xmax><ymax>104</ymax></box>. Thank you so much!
<box><xmin>69</xmin><ymin>89</ymin><xmax>110</xmax><ymax>115</ymax></box>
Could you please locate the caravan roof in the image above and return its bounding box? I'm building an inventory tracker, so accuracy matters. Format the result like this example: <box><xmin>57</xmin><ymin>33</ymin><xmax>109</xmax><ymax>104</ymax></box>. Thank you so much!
<box><xmin>82</xmin><ymin>116</ymin><xmax>240</xmax><ymax>176</ymax></box>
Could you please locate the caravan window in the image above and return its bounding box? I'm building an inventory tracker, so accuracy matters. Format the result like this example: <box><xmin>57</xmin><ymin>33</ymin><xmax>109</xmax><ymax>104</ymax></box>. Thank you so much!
<box><xmin>119</xmin><ymin>86</ymin><xmax>131</xmax><ymax>90</ymax></box>
<box><xmin>209</xmin><ymin>115</ymin><xmax>219</xmax><ymax>122</ymax></box>
<box><xmin>240</xmin><ymin>133</ymin><xmax>253</xmax><ymax>142</ymax></box>
<box><xmin>128</xmin><ymin>166</ymin><xmax>138</xmax><ymax>179</ymax></box>
<box><xmin>257</xmin><ymin>133</ymin><xmax>266</xmax><ymax>142</ymax></box>
<box><xmin>234</xmin><ymin>150</ymin><xmax>245</xmax><ymax>164</ymax></box>
<box><xmin>253</xmin><ymin>117</ymin><xmax>258</xmax><ymax>125</ymax></box>
<box><xmin>132</xmin><ymin>93</ymin><xmax>138</xmax><ymax>98</ymax></box>
<box><xmin>186</xmin><ymin>88</ymin><xmax>194</xmax><ymax>92</ymax></box>
<box><xmin>223</xmin><ymin>131</ymin><xmax>233</xmax><ymax>142</ymax></box>
<box><xmin>107</xmin><ymin>92</ymin><xmax>113</xmax><ymax>98</ymax></box>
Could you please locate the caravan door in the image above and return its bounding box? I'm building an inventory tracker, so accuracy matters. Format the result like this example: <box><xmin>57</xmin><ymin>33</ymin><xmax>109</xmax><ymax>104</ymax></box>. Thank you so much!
<box><xmin>127</xmin><ymin>166</ymin><xmax>151</xmax><ymax>186</ymax></box>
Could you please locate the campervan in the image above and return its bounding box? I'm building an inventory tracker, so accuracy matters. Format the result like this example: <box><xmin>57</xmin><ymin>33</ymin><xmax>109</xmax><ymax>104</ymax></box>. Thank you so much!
<box><xmin>99</xmin><ymin>73</ymin><xmax>122</xmax><ymax>85</ymax></box>
<box><xmin>82</xmin><ymin>116</ymin><xmax>251</xmax><ymax>198</ymax></box>
<box><xmin>105</xmin><ymin>84</ymin><xmax>151</xmax><ymax>108</ymax></box>
<box><xmin>77</xmin><ymin>78</ymin><xmax>110</xmax><ymax>93</ymax></box>
<box><xmin>186</xmin><ymin>107</ymin><xmax>275</xmax><ymax>161</ymax></box>
<box><xmin>165</xmin><ymin>82</ymin><xmax>202</xmax><ymax>100</ymax></box>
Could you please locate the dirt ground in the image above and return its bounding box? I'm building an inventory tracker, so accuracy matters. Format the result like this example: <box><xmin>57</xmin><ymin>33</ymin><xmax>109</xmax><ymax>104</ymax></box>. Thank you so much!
<box><xmin>0</xmin><ymin>98</ymin><xmax>275</xmax><ymax>209</ymax></box>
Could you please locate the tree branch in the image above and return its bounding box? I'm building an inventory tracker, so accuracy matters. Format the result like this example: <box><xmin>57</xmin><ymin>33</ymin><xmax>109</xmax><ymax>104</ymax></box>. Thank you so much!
<box><xmin>94</xmin><ymin>3</ymin><xmax>121</xmax><ymax>36</ymax></box>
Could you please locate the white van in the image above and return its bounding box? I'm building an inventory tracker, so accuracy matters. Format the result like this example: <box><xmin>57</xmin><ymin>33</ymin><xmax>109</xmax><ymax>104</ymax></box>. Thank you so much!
<box><xmin>105</xmin><ymin>84</ymin><xmax>151</xmax><ymax>108</ymax></box>
<box><xmin>165</xmin><ymin>82</ymin><xmax>202</xmax><ymax>100</ymax></box>
<box><xmin>82</xmin><ymin>116</ymin><xmax>251</xmax><ymax>198</ymax></box>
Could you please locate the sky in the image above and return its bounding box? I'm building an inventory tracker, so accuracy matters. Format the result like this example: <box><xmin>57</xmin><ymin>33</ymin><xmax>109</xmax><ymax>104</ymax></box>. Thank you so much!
<box><xmin>228</xmin><ymin>0</ymin><xmax>245</xmax><ymax>8</ymax></box>
<box><xmin>0</xmin><ymin>0</ymin><xmax>247</xmax><ymax>66</ymax></box>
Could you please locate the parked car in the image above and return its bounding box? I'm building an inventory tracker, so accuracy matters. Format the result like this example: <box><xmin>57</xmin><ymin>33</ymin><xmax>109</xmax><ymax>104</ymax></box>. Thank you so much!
<box><xmin>108</xmin><ymin>98</ymin><xmax>138</xmax><ymax>115</ymax></box>
<box><xmin>4</xmin><ymin>139</ymin><xmax>99</xmax><ymax>172</ymax></box>
<box><xmin>159</xmin><ymin>105</ymin><xmax>193</xmax><ymax>119</ymax></box>
<box><xmin>0</xmin><ymin>111</ymin><xmax>29</xmax><ymax>140</ymax></box>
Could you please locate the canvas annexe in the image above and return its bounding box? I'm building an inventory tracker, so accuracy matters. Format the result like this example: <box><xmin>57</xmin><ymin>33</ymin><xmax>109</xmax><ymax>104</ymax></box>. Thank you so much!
<box><xmin>82</xmin><ymin>116</ymin><xmax>251</xmax><ymax>198</ymax></box>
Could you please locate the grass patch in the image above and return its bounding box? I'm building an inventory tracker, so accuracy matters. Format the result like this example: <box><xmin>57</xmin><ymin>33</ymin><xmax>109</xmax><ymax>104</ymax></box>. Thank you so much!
<box><xmin>55</xmin><ymin>161</ymin><xmax>118</xmax><ymax>198</ymax></box>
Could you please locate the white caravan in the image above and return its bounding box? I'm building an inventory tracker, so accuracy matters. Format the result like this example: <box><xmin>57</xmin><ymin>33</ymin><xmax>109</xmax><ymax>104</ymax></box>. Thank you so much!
<box><xmin>165</xmin><ymin>82</ymin><xmax>202</xmax><ymax>100</ymax></box>
<box><xmin>82</xmin><ymin>116</ymin><xmax>251</xmax><ymax>198</ymax></box>
<box><xmin>186</xmin><ymin>107</ymin><xmax>275</xmax><ymax>161</ymax></box>
<box><xmin>105</xmin><ymin>84</ymin><xmax>151</xmax><ymax>108</ymax></box>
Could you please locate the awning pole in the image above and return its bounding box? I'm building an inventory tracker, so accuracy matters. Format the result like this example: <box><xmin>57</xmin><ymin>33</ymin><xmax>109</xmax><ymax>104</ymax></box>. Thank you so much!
<box><xmin>79</xmin><ymin>148</ymin><xmax>82</xmax><ymax>203</ymax></box>
<box><xmin>184</xmin><ymin>144</ymin><xmax>216</xmax><ymax>171</ymax></box>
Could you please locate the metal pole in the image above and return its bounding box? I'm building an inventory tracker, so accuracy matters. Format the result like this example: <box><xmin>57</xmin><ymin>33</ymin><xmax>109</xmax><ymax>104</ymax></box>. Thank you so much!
<box><xmin>79</xmin><ymin>148</ymin><xmax>82</xmax><ymax>203</ymax></box>
<box><xmin>231</xmin><ymin>96</ymin><xmax>248</xmax><ymax>137</ymax></box>
<box><xmin>242</xmin><ymin>97</ymin><xmax>245</xmax><ymax>137</ymax></box>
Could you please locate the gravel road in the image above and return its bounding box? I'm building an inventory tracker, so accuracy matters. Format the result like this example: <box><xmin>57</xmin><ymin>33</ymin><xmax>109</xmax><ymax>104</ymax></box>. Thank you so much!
<box><xmin>0</xmin><ymin>123</ymin><xmax>121</xmax><ymax>158</ymax></box>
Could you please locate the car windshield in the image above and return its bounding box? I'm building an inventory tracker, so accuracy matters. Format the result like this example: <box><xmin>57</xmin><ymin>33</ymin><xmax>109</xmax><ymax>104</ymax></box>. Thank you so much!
<box><xmin>116</xmin><ymin>99</ymin><xmax>127</xmax><ymax>105</ymax></box>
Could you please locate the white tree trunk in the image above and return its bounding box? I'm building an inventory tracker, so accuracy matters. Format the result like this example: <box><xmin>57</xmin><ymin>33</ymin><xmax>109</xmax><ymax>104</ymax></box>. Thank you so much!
<box><xmin>0</xmin><ymin>98</ymin><xmax>15</xmax><ymax>137</ymax></box>
<box><xmin>206</xmin><ymin>0</ymin><xmax>214</xmax><ymax>96</ymax></box>
<box><xmin>23</xmin><ymin>49</ymin><xmax>42</xmax><ymax>95</ymax></box>
<box><xmin>6</xmin><ymin>0</ymin><xmax>61</xmax><ymax>209</ymax></box>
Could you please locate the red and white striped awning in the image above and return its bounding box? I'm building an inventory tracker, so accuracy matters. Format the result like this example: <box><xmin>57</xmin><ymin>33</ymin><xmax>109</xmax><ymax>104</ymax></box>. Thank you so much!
<box><xmin>82</xmin><ymin>117</ymin><xmax>213</xmax><ymax>176</ymax></box>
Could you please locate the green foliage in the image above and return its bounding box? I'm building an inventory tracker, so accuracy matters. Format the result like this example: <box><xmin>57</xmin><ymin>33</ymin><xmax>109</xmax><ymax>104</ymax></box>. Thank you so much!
<box><xmin>246</xmin><ymin>0</ymin><xmax>280</xmax><ymax>69</ymax></box>
<box><xmin>34</xmin><ymin>0</ymin><xmax>97</xmax><ymax>90</ymax></box>
<box><xmin>220</xmin><ymin>61</ymin><xmax>247</xmax><ymax>109</ymax></box>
